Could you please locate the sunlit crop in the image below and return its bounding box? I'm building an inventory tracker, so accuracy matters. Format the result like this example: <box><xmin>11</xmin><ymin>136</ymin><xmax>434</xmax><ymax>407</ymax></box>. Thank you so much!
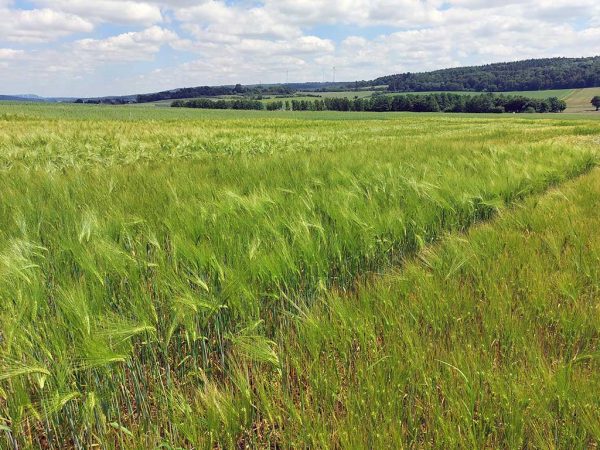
<box><xmin>0</xmin><ymin>103</ymin><xmax>598</xmax><ymax>448</ymax></box>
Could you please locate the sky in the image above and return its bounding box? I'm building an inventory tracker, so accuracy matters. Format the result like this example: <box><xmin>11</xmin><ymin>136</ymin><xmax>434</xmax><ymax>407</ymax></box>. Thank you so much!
<box><xmin>0</xmin><ymin>0</ymin><xmax>599</xmax><ymax>97</ymax></box>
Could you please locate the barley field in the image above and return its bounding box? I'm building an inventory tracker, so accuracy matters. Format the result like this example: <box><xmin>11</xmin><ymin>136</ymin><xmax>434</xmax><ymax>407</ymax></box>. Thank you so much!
<box><xmin>0</xmin><ymin>103</ymin><xmax>599</xmax><ymax>448</ymax></box>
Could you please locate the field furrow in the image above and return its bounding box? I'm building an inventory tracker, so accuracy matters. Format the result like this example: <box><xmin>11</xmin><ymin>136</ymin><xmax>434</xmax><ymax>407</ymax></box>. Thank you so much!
<box><xmin>250</xmin><ymin>168</ymin><xmax>600</xmax><ymax>448</ymax></box>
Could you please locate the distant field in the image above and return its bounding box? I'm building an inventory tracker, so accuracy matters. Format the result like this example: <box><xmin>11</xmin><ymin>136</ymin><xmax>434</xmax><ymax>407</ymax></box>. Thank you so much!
<box><xmin>0</xmin><ymin>102</ymin><xmax>599</xmax><ymax>448</ymax></box>
<box><xmin>294</xmin><ymin>90</ymin><xmax>379</xmax><ymax>99</ymax></box>
<box><xmin>137</xmin><ymin>87</ymin><xmax>600</xmax><ymax>113</ymax></box>
<box><xmin>502</xmin><ymin>88</ymin><xmax>574</xmax><ymax>99</ymax></box>
<box><xmin>564</xmin><ymin>87</ymin><xmax>600</xmax><ymax>113</ymax></box>
<box><xmin>3</xmin><ymin>101</ymin><xmax>600</xmax><ymax>121</ymax></box>
<box><xmin>261</xmin><ymin>90</ymin><xmax>379</xmax><ymax>104</ymax></box>
<box><xmin>388</xmin><ymin>89</ymin><xmax>574</xmax><ymax>99</ymax></box>
<box><xmin>140</xmin><ymin>90</ymin><xmax>379</xmax><ymax>107</ymax></box>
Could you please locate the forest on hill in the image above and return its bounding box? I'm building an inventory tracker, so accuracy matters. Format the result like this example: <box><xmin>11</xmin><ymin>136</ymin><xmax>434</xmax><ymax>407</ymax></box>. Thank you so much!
<box><xmin>375</xmin><ymin>57</ymin><xmax>600</xmax><ymax>92</ymax></box>
<box><xmin>135</xmin><ymin>84</ymin><xmax>294</xmax><ymax>103</ymax></box>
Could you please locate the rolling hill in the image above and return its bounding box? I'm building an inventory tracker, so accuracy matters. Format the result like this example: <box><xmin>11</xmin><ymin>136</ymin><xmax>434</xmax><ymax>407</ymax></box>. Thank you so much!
<box><xmin>374</xmin><ymin>56</ymin><xmax>600</xmax><ymax>93</ymax></box>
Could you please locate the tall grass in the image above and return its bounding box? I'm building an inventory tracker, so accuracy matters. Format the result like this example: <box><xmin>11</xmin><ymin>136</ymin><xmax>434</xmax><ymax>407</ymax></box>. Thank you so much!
<box><xmin>0</xmin><ymin>104</ymin><xmax>598</xmax><ymax>448</ymax></box>
<box><xmin>252</xmin><ymin>169</ymin><xmax>600</xmax><ymax>448</ymax></box>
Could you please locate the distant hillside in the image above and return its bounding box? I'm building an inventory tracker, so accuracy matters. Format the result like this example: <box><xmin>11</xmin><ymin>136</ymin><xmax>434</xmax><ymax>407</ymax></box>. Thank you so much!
<box><xmin>133</xmin><ymin>83</ymin><xmax>362</xmax><ymax>104</ymax></box>
<box><xmin>0</xmin><ymin>95</ymin><xmax>44</xmax><ymax>102</ymax></box>
<box><xmin>375</xmin><ymin>56</ymin><xmax>600</xmax><ymax>93</ymax></box>
<box><xmin>0</xmin><ymin>95</ymin><xmax>75</xmax><ymax>103</ymax></box>
<box><xmin>84</xmin><ymin>82</ymin><xmax>370</xmax><ymax>105</ymax></box>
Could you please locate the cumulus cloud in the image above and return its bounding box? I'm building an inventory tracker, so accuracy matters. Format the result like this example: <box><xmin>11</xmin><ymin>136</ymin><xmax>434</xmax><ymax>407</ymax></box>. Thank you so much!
<box><xmin>177</xmin><ymin>1</ymin><xmax>301</xmax><ymax>39</ymax></box>
<box><xmin>0</xmin><ymin>7</ymin><xmax>93</xmax><ymax>43</ymax></box>
<box><xmin>33</xmin><ymin>0</ymin><xmax>163</xmax><ymax>25</ymax></box>
<box><xmin>262</xmin><ymin>0</ymin><xmax>445</xmax><ymax>27</ymax></box>
<box><xmin>73</xmin><ymin>26</ymin><xmax>182</xmax><ymax>61</ymax></box>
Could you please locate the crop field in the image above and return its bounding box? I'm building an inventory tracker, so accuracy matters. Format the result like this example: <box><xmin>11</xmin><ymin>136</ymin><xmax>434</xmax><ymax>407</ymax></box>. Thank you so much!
<box><xmin>382</xmin><ymin>89</ymin><xmax>575</xmax><ymax>99</ymax></box>
<box><xmin>0</xmin><ymin>103</ymin><xmax>599</xmax><ymax>448</ymax></box>
<box><xmin>140</xmin><ymin>90</ymin><xmax>379</xmax><ymax>108</ymax></box>
<box><xmin>285</xmin><ymin>90</ymin><xmax>380</xmax><ymax>100</ymax></box>
<box><xmin>564</xmin><ymin>87</ymin><xmax>600</xmax><ymax>113</ymax></box>
<box><xmin>137</xmin><ymin>86</ymin><xmax>600</xmax><ymax>112</ymax></box>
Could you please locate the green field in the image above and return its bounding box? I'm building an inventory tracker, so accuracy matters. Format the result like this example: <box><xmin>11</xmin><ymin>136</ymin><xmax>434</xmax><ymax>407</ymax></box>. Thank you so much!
<box><xmin>141</xmin><ymin>86</ymin><xmax>600</xmax><ymax>113</ymax></box>
<box><xmin>387</xmin><ymin>88</ymin><xmax>575</xmax><ymax>99</ymax></box>
<box><xmin>0</xmin><ymin>104</ymin><xmax>599</xmax><ymax>448</ymax></box>
<box><xmin>288</xmin><ymin>90</ymin><xmax>380</xmax><ymax>99</ymax></box>
<box><xmin>142</xmin><ymin>90</ymin><xmax>380</xmax><ymax>107</ymax></box>
<box><xmin>7</xmin><ymin>101</ymin><xmax>600</xmax><ymax>122</ymax></box>
<box><xmin>564</xmin><ymin>87</ymin><xmax>600</xmax><ymax>113</ymax></box>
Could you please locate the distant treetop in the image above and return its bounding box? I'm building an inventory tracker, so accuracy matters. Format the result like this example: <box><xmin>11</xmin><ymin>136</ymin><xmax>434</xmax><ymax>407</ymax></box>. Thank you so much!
<box><xmin>374</xmin><ymin>56</ymin><xmax>600</xmax><ymax>93</ymax></box>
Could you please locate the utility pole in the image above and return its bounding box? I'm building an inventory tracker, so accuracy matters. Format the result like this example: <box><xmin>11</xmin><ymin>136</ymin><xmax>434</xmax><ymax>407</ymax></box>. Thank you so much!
<box><xmin>333</xmin><ymin>66</ymin><xmax>336</xmax><ymax>83</ymax></box>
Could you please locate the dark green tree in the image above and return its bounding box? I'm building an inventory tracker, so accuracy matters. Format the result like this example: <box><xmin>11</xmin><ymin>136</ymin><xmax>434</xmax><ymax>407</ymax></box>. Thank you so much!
<box><xmin>548</xmin><ymin>97</ymin><xmax>567</xmax><ymax>113</ymax></box>
<box><xmin>592</xmin><ymin>96</ymin><xmax>600</xmax><ymax>111</ymax></box>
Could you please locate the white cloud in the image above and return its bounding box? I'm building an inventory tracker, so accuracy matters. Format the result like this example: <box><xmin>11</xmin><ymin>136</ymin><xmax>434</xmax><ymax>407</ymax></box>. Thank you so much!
<box><xmin>177</xmin><ymin>1</ymin><xmax>301</xmax><ymax>39</ymax></box>
<box><xmin>0</xmin><ymin>7</ymin><xmax>93</xmax><ymax>43</ymax></box>
<box><xmin>263</xmin><ymin>0</ymin><xmax>445</xmax><ymax>27</ymax></box>
<box><xmin>172</xmin><ymin>0</ymin><xmax>446</xmax><ymax>36</ymax></box>
<box><xmin>73</xmin><ymin>26</ymin><xmax>181</xmax><ymax>61</ymax></box>
<box><xmin>33</xmin><ymin>0</ymin><xmax>163</xmax><ymax>25</ymax></box>
<box><xmin>0</xmin><ymin>48</ymin><xmax>24</xmax><ymax>59</ymax></box>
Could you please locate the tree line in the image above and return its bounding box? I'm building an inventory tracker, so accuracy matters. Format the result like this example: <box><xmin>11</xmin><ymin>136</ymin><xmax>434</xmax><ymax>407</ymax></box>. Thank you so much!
<box><xmin>137</xmin><ymin>84</ymin><xmax>294</xmax><ymax>103</ymax></box>
<box><xmin>75</xmin><ymin>98</ymin><xmax>134</xmax><ymax>105</ymax></box>
<box><xmin>375</xmin><ymin>57</ymin><xmax>600</xmax><ymax>92</ymax></box>
<box><xmin>171</xmin><ymin>98</ymin><xmax>264</xmax><ymax>110</ymax></box>
<box><xmin>172</xmin><ymin>93</ymin><xmax>567</xmax><ymax>113</ymax></box>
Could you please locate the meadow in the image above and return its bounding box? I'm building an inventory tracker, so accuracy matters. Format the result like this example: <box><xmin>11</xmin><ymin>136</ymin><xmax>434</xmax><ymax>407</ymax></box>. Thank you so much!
<box><xmin>0</xmin><ymin>103</ymin><xmax>599</xmax><ymax>448</ymax></box>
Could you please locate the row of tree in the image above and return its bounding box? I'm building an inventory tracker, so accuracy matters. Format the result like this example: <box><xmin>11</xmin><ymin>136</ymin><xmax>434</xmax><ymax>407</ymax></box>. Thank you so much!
<box><xmin>294</xmin><ymin>94</ymin><xmax>566</xmax><ymax>113</ymax></box>
<box><xmin>173</xmin><ymin>93</ymin><xmax>567</xmax><ymax>113</ymax></box>
<box><xmin>75</xmin><ymin>98</ymin><xmax>134</xmax><ymax>105</ymax></box>
<box><xmin>171</xmin><ymin>98</ymin><xmax>264</xmax><ymax>110</ymax></box>
<box><xmin>375</xmin><ymin>57</ymin><xmax>600</xmax><ymax>92</ymax></box>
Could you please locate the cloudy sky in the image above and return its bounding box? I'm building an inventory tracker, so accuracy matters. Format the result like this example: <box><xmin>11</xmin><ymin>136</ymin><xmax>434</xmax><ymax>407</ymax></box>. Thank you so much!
<box><xmin>0</xmin><ymin>0</ymin><xmax>599</xmax><ymax>97</ymax></box>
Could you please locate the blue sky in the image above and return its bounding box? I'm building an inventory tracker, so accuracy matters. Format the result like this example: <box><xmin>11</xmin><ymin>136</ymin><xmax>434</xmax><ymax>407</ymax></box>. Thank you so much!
<box><xmin>0</xmin><ymin>0</ymin><xmax>598</xmax><ymax>97</ymax></box>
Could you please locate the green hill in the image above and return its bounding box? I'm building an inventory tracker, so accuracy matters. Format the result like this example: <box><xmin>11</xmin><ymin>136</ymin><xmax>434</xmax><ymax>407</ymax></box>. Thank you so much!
<box><xmin>375</xmin><ymin>56</ymin><xmax>600</xmax><ymax>93</ymax></box>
